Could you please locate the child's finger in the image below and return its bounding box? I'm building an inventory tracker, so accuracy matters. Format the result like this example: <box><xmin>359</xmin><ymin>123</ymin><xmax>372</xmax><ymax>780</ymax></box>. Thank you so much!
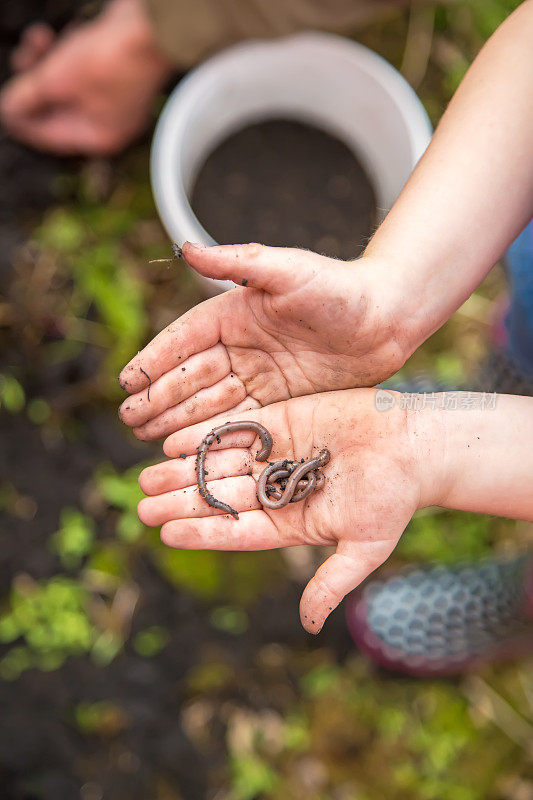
<box><xmin>163</xmin><ymin>408</ymin><xmax>266</xmax><ymax>458</ymax></box>
<box><xmin>132</xmin><ymin>374</ymin><xmax>249</xmax><ymax>441</ymax></box>
<box><xmin>300</xmin><ymin>540</ymin><xmax>395</xmax><ymax>635</ymax></box>
<box><xmin>118</xmin><ymin>297</ymin><xmax>224</xmax><ymax>394</ymax></box>
<box><xmin>137</xmin><ymin>475</ymin><xmax>260</xmax><ymax>526</ymax></box>
<box><xmin>119</xmin><ymin>343</ymin><xmax>231</xmax><ymax>427</ymax></box>
<box><xmin>182</xmin><ymin>241</ymin><xmax>328</xmax><ymax>294</ymax></box>
<box><xmin>160</xmin><ymin>511</ymin><xmax>302</xmax><ymax>551</ymax></box>
<box><xmin>139</xmin><ymin>448</ymin><xmax>253</xmax><ymax>496</ymax></box>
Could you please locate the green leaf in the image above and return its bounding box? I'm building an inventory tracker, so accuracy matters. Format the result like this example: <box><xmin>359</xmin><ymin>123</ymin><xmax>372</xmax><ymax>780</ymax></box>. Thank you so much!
<box><xmin>36</xmin><ymin>209</ymin><xmax>84</xmax><ymax>252</ymax></box>
<box><xmin>96</xmin><ymin>464</ymin><xmax>144</xmax><ymax>512</ymax></box>
<box><xmin>154</xmin><ymin>548</ymin><xmax>224</xmax><ymax>599</ymax></box>
<box><xmin>210</xmin><ymin>605</ymin><xmax>249</xmax><ymax>635</ymax></box>
<box><xmin>91</xmin><ymin>630</ymin><xmax>123</xmax><ymax>666</ymax></box>
<box><xmin>51</xmin><ymin>508</ymin><xmax>95</xmax><ymax>568</ymax></box>
<box><xmin>133</xmin><ymin>626</ymin><xmax>170</xmax><ymax>657</ymax></box>
<box><xmin>230</xmin><ymin>754</ymin><xmax>279</xmax><ymax>800</ymax></box>
<box><xmin>27</xmin><ymin>398</ymin><xmax>51</xmax><ymax>425</ymax></box>
<box><xmin>0</xmin><ymin>374</ymin><xmax>25</xmax><ymax>413</ymax></box>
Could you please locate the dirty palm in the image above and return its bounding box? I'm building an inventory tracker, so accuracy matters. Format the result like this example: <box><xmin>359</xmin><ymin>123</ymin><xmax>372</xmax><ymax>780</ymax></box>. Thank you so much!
<box><xmin>118</xmin><ymin>240</ymin><xmax>407</xmax><ymax>442</ymax></box>
<box><xmin>127</xmin><ymin>381</ymin><xmax>429</xmax><ymax>634</ymax></box>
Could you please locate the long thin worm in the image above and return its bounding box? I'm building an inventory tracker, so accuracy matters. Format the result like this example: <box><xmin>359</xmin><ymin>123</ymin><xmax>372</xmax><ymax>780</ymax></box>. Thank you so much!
<box><xmin>195</xmin><ymin>421</ymin><xmax>273</xmax><ymax>519</ymax></box>
<box><xmin>195</xmin><ymin>422</ymin><xmax>329</xmax><ymax>519</ymax></box>
<box><xmin>140</xmin><ymin>367</ymin><xmax>151</xmax><ymax>401</ymax></box>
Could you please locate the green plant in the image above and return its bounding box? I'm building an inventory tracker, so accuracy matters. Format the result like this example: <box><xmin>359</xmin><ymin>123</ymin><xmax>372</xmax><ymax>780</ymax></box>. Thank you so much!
<box><xmin>0</xmin><ymin>373</ymin><xmax>25</xmax><ymax>414</ymax></box>
<box><xmin>51</xmin><ymin>508</ymin><xmax>95</xmax><ymax>569</ymax></box>
<box><xmin>96</xmin><ymin>463</ymin><xmax>147</xmax><ymax>542</ymax></box>
<box><xmin>398</xmin><ymin>509</ymin><xmax>496</xmax><ymax>563</ymax></box>
<box><xmin>74</xmin><ymin>700</ymin><xmax>129</xmax><ymax>736</ymax></box>
<box><xmin>0</xmin><ymin>576</ymin><xmax>95</xmax><ymax>679</ymax></box>
<box><xmin>133</xmin><ymin>626</ymin><xmax>170</xmax><ymax>657</ymax></box>
<box><xmin>210</xmin><ymin>605</ymin><xmax>249</xmax><ymax>635</ymax></box>
<box><xmin>230</xmin><ymin>754</ymin><xmax>279</xmax><ymax>800</ymax></box>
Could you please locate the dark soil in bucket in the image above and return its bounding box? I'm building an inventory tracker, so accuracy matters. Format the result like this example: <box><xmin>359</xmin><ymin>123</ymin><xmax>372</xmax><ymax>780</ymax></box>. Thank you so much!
<box><xmin>190</xmin><ymin>119</ymin><xmax>377</xmax><ymax>260</ymax></box>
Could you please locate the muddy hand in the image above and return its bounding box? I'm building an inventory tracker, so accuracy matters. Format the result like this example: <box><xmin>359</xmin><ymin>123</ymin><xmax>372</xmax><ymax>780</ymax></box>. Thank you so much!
<box><xmin>136</xmin><ymin>389</ymin><xmax>440</xmax><ymax>634</ymax></box>
<box><xmin>119</xmin><ymin>241</ymin><xmax>410</xmax><ymax>440</ymax></box>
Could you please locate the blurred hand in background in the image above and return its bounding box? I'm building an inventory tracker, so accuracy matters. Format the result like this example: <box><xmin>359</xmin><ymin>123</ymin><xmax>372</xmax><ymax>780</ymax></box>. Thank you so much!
<box><xmin>0</xmin><ymin>0</ymin><xmax>173</xmax><ymax>155</ymax></box>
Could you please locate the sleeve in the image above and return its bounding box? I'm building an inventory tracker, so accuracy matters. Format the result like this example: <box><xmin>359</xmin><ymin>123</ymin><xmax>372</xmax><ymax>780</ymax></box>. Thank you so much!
<box><xmin>143</xmin><ymin>0</ymin><xmax>410</xmax><ymax>67</ymax></box>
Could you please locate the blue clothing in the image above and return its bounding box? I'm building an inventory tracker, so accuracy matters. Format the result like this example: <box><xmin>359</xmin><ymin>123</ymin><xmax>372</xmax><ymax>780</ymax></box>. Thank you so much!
<box><xmin>505</xmin><ymin>219</ymin><xmax>533</xmax><ymax>378</ymax></box>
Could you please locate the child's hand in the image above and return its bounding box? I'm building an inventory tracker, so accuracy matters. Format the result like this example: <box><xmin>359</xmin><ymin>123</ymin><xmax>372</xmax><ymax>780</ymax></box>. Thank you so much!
<box><xmin>136</xmin><ymin>389</ymin><xmax>440</xmax><ymax>633</ymax></box>
<box><xmin>118</xmin><ymin>243</ymin><xmax>410</xmax><ymax>440</ymax></box>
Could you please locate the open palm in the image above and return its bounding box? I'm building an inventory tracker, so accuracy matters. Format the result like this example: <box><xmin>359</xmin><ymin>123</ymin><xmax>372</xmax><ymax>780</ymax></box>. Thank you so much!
<box><xmin>136</xmin><ymin>389</ymin><xmax>422</xmax><ymax>632</ymax></box>
<box><xmin>118</xmin><ymin>242</ymin><xmax>406</xmax><ymax>440</ymax></box>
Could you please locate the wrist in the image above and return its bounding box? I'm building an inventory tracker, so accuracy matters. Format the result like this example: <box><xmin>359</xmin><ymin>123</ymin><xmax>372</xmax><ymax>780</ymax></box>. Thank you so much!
<box><xmin>357</xmin><ymin>254</ymin><xmax>424</xmax><ymax>369</ymax></box>
<box><xmin>363</xmin><ymin>224</ymin><xmax>489</xmax><ymax>357</ymax></box>
<box><xmin>102</xmin><ymin>0</ymin><xmax>173</xmax><ymax>77</ymax></box>
<box><xmin>404</xmin><ymin>399</ymin><xmax>455</xmax><ymax>510</ymax></box>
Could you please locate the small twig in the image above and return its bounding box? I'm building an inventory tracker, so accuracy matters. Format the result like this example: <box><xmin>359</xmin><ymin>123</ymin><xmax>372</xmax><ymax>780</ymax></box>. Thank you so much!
<box><xmin>463</xmin><ymin>675</ymin><xmax>533</xmax><ymax>757</ymax></box>
<box><xmin>149</xmin><ymin>242</ymin><xmax>183</xmax><ymax>264</ymax></box>
<box><xmin>140</xmin><ymin>367</ymin><xmax>151</xmax><ymax>401</ymax></box>
<box><xmin>400</xmin><ymin>6</ymin><xmax>435</xmax><ymax>89</ymax></box>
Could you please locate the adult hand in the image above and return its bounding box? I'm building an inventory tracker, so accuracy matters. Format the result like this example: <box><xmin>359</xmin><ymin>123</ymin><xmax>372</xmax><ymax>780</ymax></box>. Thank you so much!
<box><xmin>0</xmin><ymin>0</ymin><xmax>173</xmax><ymax>155</ymax></box>
<box><xmin>119</xmin><ymin>242</ymin><xmax>412</xmax><ymax>440</ymax></box>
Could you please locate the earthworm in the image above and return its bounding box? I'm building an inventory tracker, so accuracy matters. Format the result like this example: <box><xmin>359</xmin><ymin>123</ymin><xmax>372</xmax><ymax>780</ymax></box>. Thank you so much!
<box><xmin>140</xmin><ymin>367</ymin><xmax>151</xmax><ymax>401</ymax></box>
<box><xmin>257</xmin><ymin>450</ymin><xmax>330</xmax><ymax>510</ymax></box>
<box><xmin>195</xmin><ymin>421</ymin><xmax>273</xmax><ymax>519</ymax></box>
<box><xmin>259</xmin><ymin>463</ymin><xmax>323</xmax><ymax>502</ymax></box>
<box><xmin>195</xmin><ymin>421</ymin><xmax>329</xmax><ymax>519</ymax></box>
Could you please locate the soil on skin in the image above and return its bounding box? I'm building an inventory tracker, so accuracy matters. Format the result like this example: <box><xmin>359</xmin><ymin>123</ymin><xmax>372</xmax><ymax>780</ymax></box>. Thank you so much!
<box><xmin>191</xmin><ymin>119</ymin><xmax>377</xmax><ymax>260</ymax></box>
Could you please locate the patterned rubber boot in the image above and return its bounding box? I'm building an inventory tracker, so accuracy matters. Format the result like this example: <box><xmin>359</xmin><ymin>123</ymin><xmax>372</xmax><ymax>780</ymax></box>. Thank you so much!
<box><xmin>346</xmin><ymin>554</ymin><xmax>533</xmax><ymax>677</ymax></box>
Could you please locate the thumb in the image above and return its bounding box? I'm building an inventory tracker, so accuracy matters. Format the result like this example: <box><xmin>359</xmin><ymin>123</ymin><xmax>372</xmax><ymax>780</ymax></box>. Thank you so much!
<box><xmin>182</xmin><ymin>241</ymin><xmax>329</xmax><ymax>294</ymax></box>
<box><xmin>300</xmin><ymin>539</ymin><xmax>396</xmax><ymax>634</ymax></box>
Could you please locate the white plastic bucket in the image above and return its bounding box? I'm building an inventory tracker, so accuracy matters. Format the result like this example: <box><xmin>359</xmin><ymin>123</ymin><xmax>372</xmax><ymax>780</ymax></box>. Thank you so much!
<box><xmin>151</xmin><ymin>32</ymin><xmax>432</xmax><ymax>296</ymax></box>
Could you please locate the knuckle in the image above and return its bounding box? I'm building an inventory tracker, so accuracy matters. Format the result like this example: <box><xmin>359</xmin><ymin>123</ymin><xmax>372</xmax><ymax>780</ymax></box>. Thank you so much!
<box><xmin>134</xmin><ymin>424</ymin><xmax>152</xmax><ymax>442</ymax></box>
<box><xmin>226</xmin><ymin>379</ymin><xmax>245</xmax><ymax>400</ymax></box>
<box><xmin>182</xmin><ymin>397</ymin><xmax>198</xmax><ymax>417</ymax></box>
<box><xmin>243</xmin><ymin>243</ymin><xmax>264</xmax><ymax>260</ymax></box>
